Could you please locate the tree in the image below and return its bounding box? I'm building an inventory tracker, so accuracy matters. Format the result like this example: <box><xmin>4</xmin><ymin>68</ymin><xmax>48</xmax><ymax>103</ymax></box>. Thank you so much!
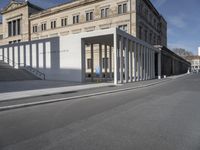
<box><xmin>172</xmin><ymin>48</ymin><xmax>193</xmax><ymax>58</ymax></box>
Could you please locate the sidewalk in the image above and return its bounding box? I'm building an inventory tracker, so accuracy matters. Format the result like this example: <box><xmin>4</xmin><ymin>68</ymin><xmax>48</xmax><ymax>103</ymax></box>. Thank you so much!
<box><xmin>0</xmin><ymin>73</ymin><xmax>190</xmax><ymax>102</ymax></box>
<box><xmin>0</xmin><ymin>82</ymin><xmax>113</xmax><ymax>102</ymax></box>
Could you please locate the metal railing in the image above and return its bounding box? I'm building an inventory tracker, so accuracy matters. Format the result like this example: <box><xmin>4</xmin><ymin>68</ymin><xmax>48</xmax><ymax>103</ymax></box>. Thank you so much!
<box><xmin>0</xmin><ymin>55</ymin><xmax>45</xmax><ymax>80</ymax></box>
<box><xmin>23</xmin><ymin>66</ymin><xmax>45</xmax><ymax>80</ymax></box>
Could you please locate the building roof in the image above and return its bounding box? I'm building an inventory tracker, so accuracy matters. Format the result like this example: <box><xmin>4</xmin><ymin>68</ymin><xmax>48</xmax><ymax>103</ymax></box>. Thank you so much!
<box><xmin>185</xmin><ymin>56</ymin><xmax>200</xmax><ymax>60</ymax></box>
<box><xmin>143</xmin><ymin>0</ymin><xmax>167</xmax><ymax>23</ymax></box>
<box><xmin>1</xmin><ymin>0</ymin><xmax>43</xmax><ymax>14</ymax></box>
<box><xmin>29</xmin><ymin>0</ymin><xmax>101</xmax><ymax>20</ymax></box>
<box><xmin>155</xmin><ymin>45</ymin><xmax>191</xmax><ymax>64</ymax></box>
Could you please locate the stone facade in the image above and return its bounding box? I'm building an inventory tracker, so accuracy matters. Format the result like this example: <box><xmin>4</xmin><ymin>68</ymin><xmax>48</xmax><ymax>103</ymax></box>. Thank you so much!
<box><xmin>0</xmin><ymin>0</ymin><xmax>167</xmax><ymax>47</ymax></box>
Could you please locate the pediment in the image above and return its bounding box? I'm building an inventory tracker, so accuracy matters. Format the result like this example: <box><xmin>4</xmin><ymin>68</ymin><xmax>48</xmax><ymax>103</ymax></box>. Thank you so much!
<box><xmin>2</xmin><ymin>1</ymin><xmax>25</xmax><ymax>13</ymax></box>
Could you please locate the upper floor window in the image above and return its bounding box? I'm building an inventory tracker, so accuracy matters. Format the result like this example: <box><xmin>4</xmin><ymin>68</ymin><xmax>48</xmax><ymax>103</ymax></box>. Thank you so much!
<box><xmin>118</xmin><ymin>24</ymin><xmax>128</xmax><ymax>32</ymax></box>
<box><xmin>73</xmin><ymin>15</ymin><xmax>79</xmax><ymax>24</ymax></box>
<box><xmin>51</xmin><ymin>20</ymin><xmax>56</xmax><ymax>29</ymax></box>
<box><xmin>101</xmin><ymin>8</ymin><xmax>109</xmax><ymax>18</ymax></box>
<box><xmin>86</xmin><ymin>11</ymin><xmax>94</xmax><ymax>21</ymax></box>
<box><xmin>118</xmin><ymin>3</ymin><xmax>127</xmax><ymax>14</ymax></box>
<box><xmin>32</xmin><ymin>25</ymin><xmax>38</xmax><ymax>33</ymax></box>
<box><xmin>41</xmin><ymin>23</ymin><xmax>46</xmax><ymax>31</ymax></box>
<box><xmin>8</xmin><ymin>19</ymin><xmax>21</xmax><ymax>37</ymax></box>
<box><xmin>61</xmin><ymin>18</ymin><xmax>67</xmax><ymax>27</ymax></box>
<box><xmin>0</xmin><ymin>34</ymin><xmax>3</xmax><ymax>40</ymax></box>
<box><xmin>139</xmin><ymin>26</ymin><xmax>142</xmax><ymax>39</ymax></box>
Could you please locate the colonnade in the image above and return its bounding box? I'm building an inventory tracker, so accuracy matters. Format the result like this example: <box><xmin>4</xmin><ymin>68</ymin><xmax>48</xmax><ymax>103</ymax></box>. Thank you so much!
<box><xmin>114</xmin><ymin>35</ymin><xmax>157</xmax><ymax>84</ymax></box>
<box><xmin>87</xmin><ymin>43</ymin><xmax>113</xmax><ymax>81</ymax></box>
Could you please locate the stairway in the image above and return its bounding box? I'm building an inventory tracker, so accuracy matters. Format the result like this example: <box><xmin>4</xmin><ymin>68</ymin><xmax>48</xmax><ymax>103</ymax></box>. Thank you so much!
<box><xmin>0</xmin><ymin>60</ymin><xmax>40</xmax><ymax>81</ymax></box>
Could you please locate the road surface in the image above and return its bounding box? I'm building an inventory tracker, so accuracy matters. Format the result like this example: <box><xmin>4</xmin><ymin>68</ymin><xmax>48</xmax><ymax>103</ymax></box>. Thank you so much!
<box><xmin>0</xmin><ymin>74</ymin><xmax>200</xmax><ymax>150</ymax></box>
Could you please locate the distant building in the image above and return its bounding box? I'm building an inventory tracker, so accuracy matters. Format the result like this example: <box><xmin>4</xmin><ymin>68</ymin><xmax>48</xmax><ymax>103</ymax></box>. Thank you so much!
<box><xmin>185</xmin><ymin>48</ymin><xmax>200</xmax><ymax>72</ymax></box>
<box><xmin>198</xmin><ymin>47</ymin><xmax>200</xmax><ymax>56</ymax></box>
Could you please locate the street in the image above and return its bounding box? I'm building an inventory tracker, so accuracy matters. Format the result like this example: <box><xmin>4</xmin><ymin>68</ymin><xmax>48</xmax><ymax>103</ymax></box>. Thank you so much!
<box><xmin>0</xmin><ymin>74</ymin><xmax>200</xmax><ymax>150</ymax></box>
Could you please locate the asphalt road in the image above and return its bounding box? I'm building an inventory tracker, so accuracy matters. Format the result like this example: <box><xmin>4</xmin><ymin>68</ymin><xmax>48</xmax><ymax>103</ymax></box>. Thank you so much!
<box><xmin>0</xmin><ymin>74</ymin><xmax>200</xmax><ymax>150</ymax></box>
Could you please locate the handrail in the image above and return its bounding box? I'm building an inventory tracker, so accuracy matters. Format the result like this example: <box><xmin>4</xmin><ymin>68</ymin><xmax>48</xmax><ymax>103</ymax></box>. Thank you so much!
<box><xmin>23</xmin><ymin>66</ymin><xmax>45</xmax><ymax>80</ymax></box>
<box><xmin>0</xmin><ymin>55</ymin><xmax>45</xmax><ymax>80</ymax></box>
<box><xmin>0</xmin><ymin>55</ymin><xmax>21</xmax><ymax>68</ymax></box>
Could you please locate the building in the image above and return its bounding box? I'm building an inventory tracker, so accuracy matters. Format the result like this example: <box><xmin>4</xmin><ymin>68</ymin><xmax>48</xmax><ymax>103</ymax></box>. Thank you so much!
<box><xmin>185</xmin><ymin>48</ymin><xmax>200</xmax><ymax>73</ymax></box>
<box><xmin>0</xmin><ymin>0</ymin><xmax>190</xmax><ymax>84</ymax></box>
<box><xmin>0</xmin><ymin>0</ymin><xmax>167</xmax><ymax>46</ymax></box>
<box><xmin>198</xmin><ymin>47</ymin><xmax>200</xmax><ymax>56</ymax></box>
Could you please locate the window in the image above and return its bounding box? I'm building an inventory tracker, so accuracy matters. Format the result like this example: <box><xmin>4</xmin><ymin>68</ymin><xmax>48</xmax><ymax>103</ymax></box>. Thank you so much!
<box><xmin>123</xmin><ymin>3</ymin><xmax>127</xmax><ymax>13</ymax></box>
<box><xmin>86</xmin><ymin>11</ymin><xmax>93</xmax><ymax>21</ymax></box>
<box><xmin>103</xmin><ymin>58</ymin><xmax>108</xmax><ymax>69</ymax></box>
<box><xmin>118</xmin><ymin>3</ymin><xmax>127</xmax><ymax>14</ymax></box>
<box><xmin>8</xmin><ymin>22</ymin><xmax>12</xmax><ymax>36</ymax></box>
<box><xmin>51</xmin><ymin>20</ymin><xmax>56</xmax><ymax>29</ymax></box>
<box><xmin>32</xmin><ymin>25</ymin><xmax>38</xmax><ymax>33</ymax></box>
<box><xmin>73</xmin><ymin>15</ymin><xmax>79</xmax><ymax>24</ymax></box>
<box><xmin>139</xmin><ymin>26</ymin><xmax>142</xmax><ymax>39</ymax></box>
<box><xmin>0</xmin><ymin>34</ymin><xmax>3</xmax><ymax>40</ymax></box>
<box><xmin>118</xmin><ymin>24</ymin><xmax>128</xmax><ymax>32</ymax></box>
<box><xmin>8</xmin><ymin>19</ymin><xmax>21</xmax><ymax>37</ymax></box>
<box><xmin>61</xmin><ymin>18</ymin><xmax>67</xmax><ymax>27</ymax></box>
<box><xmin>13</xmin><ymin>20</ymin><xmax>16</xmax><ymax>36</ymax></box>
<box><xmin>118</xmin><ymin>4</ymin><xmax>122</xmax><ymax>14</ymax></box>
<box><xmin>144</xmin><ymin>30</ymin><xmax>147</xmax><ymax>42</ymax></box>
<box><xmin>101</xmin><ymin>8</ymin><xmax>109</xmax><ymax>18</ymax></box>
<box><xmin>87</xmin><ymin>59</ymin><xmax>92</xmax><ymax>69</ymax></box>
<box><xmin>17</xmin><ymin>19</ymin><xmax>20</xmax><ymax>35</ymax></box>
<box><xmin>149</xmin><ymin>32</ymin><xmax>152</xmax><ymax>43</ymax></box>
<box><xmin>41</xmin><ymin>23</ymin><xmax>46</xmax><ymax>31</ymax></box>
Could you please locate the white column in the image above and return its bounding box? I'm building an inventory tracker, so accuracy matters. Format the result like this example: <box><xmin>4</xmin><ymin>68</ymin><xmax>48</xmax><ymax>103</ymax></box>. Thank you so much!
<box><xmin>14</xmin><ymin>46</ymin><xmax>18</xmax><ymax>68</ymax></box>
<box><xmin>120</xmin><ymin>37</ymin><xmax>123</xmax><ymax>84</ymax></box>
<box><xmin>99</xmin><ymin>44</ymin><xmax>103</xmax><ymax>78</ymax></box>
<box><xmin>125</xmin><ymin>38</ymin><xmax>129</xmax><ymax>83</ymax></box>
<box><xmin>134</xmin><ymin>42</ymin><xmax>137</xmax><ymax>81</ymax></box>
<box><xmin>129</xmin><ymin>41</ymin><xmax>133</xmax><ymax>82</ymax></box>
<box><xmin>148</xmin><ymin>48</ymin><xmax>151</xmax><ymax>79</ymax></box>
<box><xmin>151</xmin><ymin>50</ymin><xmax>153</xmax><ymax>79</ymax></box>
<box><xmin>153</xmin><ymin>51</ymin><xmax>155</xmax><ymax>78</ymax></box>
<box><xmin>0</xmin><ymin>48</ymin><xmax>2</xmax><ymax>60</ymax></box>
<box><xmin>81</xmin><ymin>40</ymin><xmax>86</xmax><ymax>82</ymax></box>
<box><xmin>158</xmin><ymin>51</ymin><xmax>161</xmax><ymax>79</ymax></box>
<box><xmin>137</xmin><ymin>44</ymin><xmax>141</xmax><ymax>81</ymax></box>
<box><xmin>9</xmin><ymin>47</ymin><xmax>13</xmax><ymax>66</ymax></box>
<box><xmin>146</xmin><ymin>47</ymin><xmax>148</xmax><ymax>80</ymax></box>
<box><xmin>144</xmin><ymin>47</ymin><xmax>146</xmax><ymax>80</ymax></box>
<box><xmin>109</xmin><ymin>45</ymin><xmax>112</xmax><ymax>79</ymax></box>
<box><xmin>114</xmin><ymin>33</ymin><xmax>118</xmax><ymax>85</ymax></box>
<box><xmin>141</xmin><ymin>46</ymin><xmax>144</xmax><ymax>80</ymax></box>
<box><xmin>91</xmin><ymin>44</ymin><xmax>94</xmax><ymax>81</ymax></box>
<box><xmin>105</xmin><ymin>45</ymin><xmax>108</xmax><ymax>80</ymax></box>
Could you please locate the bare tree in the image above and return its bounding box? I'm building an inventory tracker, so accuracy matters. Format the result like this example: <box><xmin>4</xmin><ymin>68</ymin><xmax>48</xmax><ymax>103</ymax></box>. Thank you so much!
<box><xmin>172</xmin><ymin>48</ymin><xmax>193</xmax><ymax>58</ymax></box>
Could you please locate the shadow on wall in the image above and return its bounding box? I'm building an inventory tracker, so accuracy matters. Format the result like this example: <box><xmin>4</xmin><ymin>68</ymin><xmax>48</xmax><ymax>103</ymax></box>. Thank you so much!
<box><xmin>0</xmin><ymin>37</ymin><xmax>82</xmax><ymax>82</ymax></box>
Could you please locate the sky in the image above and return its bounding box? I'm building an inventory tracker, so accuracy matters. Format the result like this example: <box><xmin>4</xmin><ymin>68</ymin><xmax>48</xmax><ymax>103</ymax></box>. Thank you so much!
<box><xmin>0</xmin><ymin>0</ymin><xmax>199</xmax><ymax>54</ymax></box>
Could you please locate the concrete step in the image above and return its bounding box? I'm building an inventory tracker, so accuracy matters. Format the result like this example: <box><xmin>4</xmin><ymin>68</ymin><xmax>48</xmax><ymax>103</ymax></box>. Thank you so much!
<box><xmin>0</xmin><ymin>60</ymin><xmax>13</xmax><ymax>69</ymax></box>
<box><xmin>0</xmin><ymin>61</ymin><xmax>40</xmax><ymax>81</ymax></box>
<box><xmin>0</xmin><ymin>68</ymin><xmax>40</xmax><ymax>81</ymax></box>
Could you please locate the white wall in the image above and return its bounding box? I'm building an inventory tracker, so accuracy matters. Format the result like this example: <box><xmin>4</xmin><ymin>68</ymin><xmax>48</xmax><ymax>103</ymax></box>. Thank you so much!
<box><xmin>0</xmin><ymin>36</ymin><xmax>83</xmax><ymax>82</ymax></box>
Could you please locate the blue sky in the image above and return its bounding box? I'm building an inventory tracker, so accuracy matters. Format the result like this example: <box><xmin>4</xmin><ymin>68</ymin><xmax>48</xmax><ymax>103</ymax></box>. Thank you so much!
<box><xmin>0</xmin><ymin>0</ymin><xmax>199</xmax><ymax>54</ymax></box>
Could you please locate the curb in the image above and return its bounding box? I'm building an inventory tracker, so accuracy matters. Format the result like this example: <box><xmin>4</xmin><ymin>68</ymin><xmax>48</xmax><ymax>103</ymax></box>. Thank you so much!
<box><xmin>0</xmin><ymin>78</ymin><xmax>172</xmax><ymax>112</ymax></box>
